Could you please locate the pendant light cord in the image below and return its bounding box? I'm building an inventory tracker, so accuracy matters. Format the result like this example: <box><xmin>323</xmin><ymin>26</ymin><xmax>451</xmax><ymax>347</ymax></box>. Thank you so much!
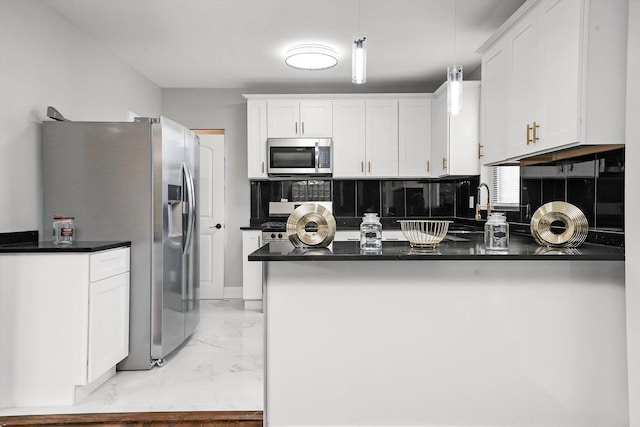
<box><xmin>454</xmin><ymin>0</ymin><xmax>457</xmax><ymax>62</ymax></box>
<box><xmin>358</xmin><ymin>0</ymin><xmax>361</xmax><ymax>34</ymax></box>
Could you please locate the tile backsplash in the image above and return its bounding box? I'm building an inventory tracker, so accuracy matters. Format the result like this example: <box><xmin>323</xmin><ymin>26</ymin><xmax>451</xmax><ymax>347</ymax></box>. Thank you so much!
<box><xmin>250</xmin><ymin>176</ymin><xmax>480</xmax><ymax>220</ymax></box>
<box><xmin>250</xmin><ymin>148</ymin><xmax>625</xmax><ymax>234</ymax></box>
<box><xmin>520</xmin><ymin>148</ymin><xmax>624</xmax><ymax>231</ymax></box>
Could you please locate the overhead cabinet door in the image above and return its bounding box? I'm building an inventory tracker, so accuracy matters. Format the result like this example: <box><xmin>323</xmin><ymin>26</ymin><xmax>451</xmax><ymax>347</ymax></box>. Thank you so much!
<box><xmin>365</xmin><ymin>99</ymin><xmax>398</xmax><ymax>178</ymax></box>
<box><xmin>267</xmin><ymin>100</ymin><xmax>332</xmax><ymax>138</ymax></box>
<box><xmin>537</xmin><ymin>0</ymin><xmax>582</xmax><ymax>149</ymax></box>
<box><xmin>332</xmin><ymin>100</ymin><xmax>366</xmax><ymax>177</ymax></box>
<box><xmin>267</xmin><ymin>100</ymin><xmax>300</xmax><ymax>138</ymax></box>
<box><xmin>398</xmin><ymin>98</ymin><xmax>432</xmax><ymax>177</ymax></box>
<box><xmin>506</xmin><ymin>8</ymin><xmax>540</xmax><ymax>159</ymax></box>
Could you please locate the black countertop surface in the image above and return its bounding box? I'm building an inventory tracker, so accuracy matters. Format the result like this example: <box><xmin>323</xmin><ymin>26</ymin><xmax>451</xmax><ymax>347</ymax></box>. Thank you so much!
<box><xmin>0</xmin><ymin>241</ymin><xmax>131</xmax><ymax>253</ymax></box>
<box><xmin>248</xmin><ymin>233</ymin><xmax>624</xmax><ymax>262</ymax></box>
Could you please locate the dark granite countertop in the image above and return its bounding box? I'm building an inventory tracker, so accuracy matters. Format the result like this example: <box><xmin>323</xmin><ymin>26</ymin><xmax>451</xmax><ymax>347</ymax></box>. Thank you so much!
<box><xmin>248</xmin><ymin>233</ymin><xmax>624</xmax><ymax>262</ymax></box>
<box><xmin>0</xmin><ymin>241</ymin><xmax>131</xmax><ymax>253</ymax></box>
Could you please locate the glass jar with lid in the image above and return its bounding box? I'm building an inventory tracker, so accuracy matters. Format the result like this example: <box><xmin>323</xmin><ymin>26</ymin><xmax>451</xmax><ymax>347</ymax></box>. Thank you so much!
<box><xmin>484</xmin><ymin>212</ymin><xmax>509</xmax><ymax>250</ymax></box>
<box><xmin>53</xmin><ymin>215</ymin><xmax>75</xmax><ymax>245</ymax></box>
<box><xmin>360</xmin><ymin>213</ymin><xmax>382</xmax><ymax>249</ymax></box>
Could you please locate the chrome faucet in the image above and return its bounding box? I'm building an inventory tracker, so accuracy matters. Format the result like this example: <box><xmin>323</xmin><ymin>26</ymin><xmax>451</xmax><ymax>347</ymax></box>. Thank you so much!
<box><xmin>475</xmin><ymin>183</ymin><xmax>492</xmax><ymax>220</ymax></box>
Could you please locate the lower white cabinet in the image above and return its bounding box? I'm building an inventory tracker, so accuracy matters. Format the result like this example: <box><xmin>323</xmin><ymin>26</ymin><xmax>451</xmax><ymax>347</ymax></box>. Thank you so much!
<box><xmin>242</xmin><ymin>230</ymin><xmax>263</xmax><ymax>302</ymax></box>
<box><xmin>87</xmin><ymin>272</ymin><xmax>129</xmax><ymax>383</ymax></box>
<box><xmin>0</xmin><ymin>246</ymin><xmax>130</xmax><ymax>407</ymax></box>
<box><xmin>334</xmin><ymin>230</ymin><xmax>407</xmax><ymax>242</ymax></box>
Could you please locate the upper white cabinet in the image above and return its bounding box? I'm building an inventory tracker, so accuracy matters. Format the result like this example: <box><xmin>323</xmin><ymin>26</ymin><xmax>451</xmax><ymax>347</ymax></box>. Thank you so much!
<box><xmin>479</xmin><ymin>0</ymin><xmax>628</xmax><ymax>164</ymax></box>
<box><xmin>332</xmin><ymin>99</ymin><xmax>366</xmax><ymax>177</ymax></box>
<box><xmin>365</xmin><ymin>99</ymin><xmax>399</xmax><ymax>177</ymax></box>
<box><xmin>479</xmin><ymin>38</ymin><xmax>507</xmax><ymax>165</ymax></box>
<box><xmin>398</xmin><ymin>97</ymin><xmax>433</xmax><ymax>177</ymax></box>
<box><xmin>245</xmin><ymin>94</ymin><xmax>475</xmax><ymax>179</ymax></box>
<box><xmin>333</xmin><ymin>99</ymin><xmax>399</xmax><ymax>178</ymax></box>
<box><xmin>505</xmin><ymin>6</ymin><xmax>540</xmax><ymax>159</ymax></box>
<box><xmin>431</xmin><ymin>81</ymin><xmax>481</xmax><ymax>177</ymax></box>
<box><xmin>247</xmin><ymin>100</ymin><xmax>267</xmax><ymax>178</ymax></box>
<box><xmin>267</xmin><ymin>100</ymin><xmax>332</xmax><ymax>138</ymax></box>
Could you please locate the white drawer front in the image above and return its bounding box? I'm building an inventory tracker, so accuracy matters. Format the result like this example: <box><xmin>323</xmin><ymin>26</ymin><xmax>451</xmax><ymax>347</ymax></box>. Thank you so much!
<box><xmin>90</xmin><ymin>247</ymin><xmax>130</xmax><ymax>282</ymax></box>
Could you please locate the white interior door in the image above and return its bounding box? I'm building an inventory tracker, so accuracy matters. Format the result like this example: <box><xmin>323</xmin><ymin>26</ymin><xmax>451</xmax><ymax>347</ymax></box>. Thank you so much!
<box><xmin>197</xmin><ymin>131</ymin><xmax>225</xmax><ymax>299</ymax></box>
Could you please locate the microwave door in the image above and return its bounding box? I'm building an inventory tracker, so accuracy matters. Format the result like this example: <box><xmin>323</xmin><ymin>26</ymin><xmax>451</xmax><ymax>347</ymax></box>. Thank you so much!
<box><xmin>269</xmin><ymin>146</ymin><xmax>315</xmax><ymax>175</ymax></box>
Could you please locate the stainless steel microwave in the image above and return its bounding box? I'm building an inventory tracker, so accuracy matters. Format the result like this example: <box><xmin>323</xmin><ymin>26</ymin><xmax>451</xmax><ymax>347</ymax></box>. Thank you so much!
<box><xmin>267</xmin><ymin>138</ymin><xmax>332</xmax><ymax>176</ymax></box>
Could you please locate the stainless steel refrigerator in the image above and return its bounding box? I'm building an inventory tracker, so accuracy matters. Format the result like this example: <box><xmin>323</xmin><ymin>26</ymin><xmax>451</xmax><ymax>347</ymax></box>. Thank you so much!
<box><xmin>42</xmin><ymin>115</ymin><xmax>199</xmax><ymax>370</ymax></box>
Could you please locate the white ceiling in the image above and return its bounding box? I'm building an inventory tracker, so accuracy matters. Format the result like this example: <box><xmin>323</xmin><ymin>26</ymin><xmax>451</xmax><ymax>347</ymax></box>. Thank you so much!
<box><xmin>42</xmin><ymin>0</ymin><xmax>526</xmax><ymax>93</ymax></box>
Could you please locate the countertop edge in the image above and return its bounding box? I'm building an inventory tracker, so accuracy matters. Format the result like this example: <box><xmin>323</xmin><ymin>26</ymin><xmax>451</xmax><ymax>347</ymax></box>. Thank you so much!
<box><xmin>248</xmin><ymin>239</ymin><xmax>624</xmax><ymax>262</ymax></box>
<box><xmin>0</xmin><ymin>241</ymin><xmax>132</xmax><ymax>253</ymax></box>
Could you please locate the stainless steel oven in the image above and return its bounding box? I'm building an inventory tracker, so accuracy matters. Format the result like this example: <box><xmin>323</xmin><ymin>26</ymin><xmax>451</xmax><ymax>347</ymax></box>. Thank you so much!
<box><xmin>267</xmin><ymin>138</ymin><xmax>332</xmax><ymax>176</ymax></box>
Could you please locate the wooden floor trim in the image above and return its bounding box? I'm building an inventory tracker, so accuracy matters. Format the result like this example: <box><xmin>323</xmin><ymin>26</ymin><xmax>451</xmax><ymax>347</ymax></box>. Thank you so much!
<box><xmin>0</xmin><ymin>410</ymin><xmax>263</xmax><ymax>426</ymax></box>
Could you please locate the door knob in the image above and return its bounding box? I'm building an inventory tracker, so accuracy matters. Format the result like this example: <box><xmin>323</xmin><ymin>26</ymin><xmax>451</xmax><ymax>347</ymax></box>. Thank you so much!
<box><xmin>210</xmin><ymin>224</ymin><xmax>223</xmax><ymax>229</ymax></box>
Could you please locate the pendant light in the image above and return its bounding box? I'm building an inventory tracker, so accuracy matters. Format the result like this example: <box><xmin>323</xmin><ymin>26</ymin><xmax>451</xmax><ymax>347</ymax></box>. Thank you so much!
<box><xmin>352</xmin><ymin>37</ymin><xmax>367</xmax><ymax>84</ymax></box>
<box><xmin>352</xmin><ymin>0</ymin><xmax>366</xmax><ymax>84</ymax></box>
<box><xmin>447</xmin><ymin>0</ymin><xmax>462</xmax><ymax>115</ymax></box>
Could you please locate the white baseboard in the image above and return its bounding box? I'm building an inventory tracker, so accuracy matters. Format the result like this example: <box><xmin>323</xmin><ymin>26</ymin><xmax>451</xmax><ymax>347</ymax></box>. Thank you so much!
<box><xmin>223</xmin><ymin>286</ymin><xmax>243</xmax><ymax>299</ymax></box>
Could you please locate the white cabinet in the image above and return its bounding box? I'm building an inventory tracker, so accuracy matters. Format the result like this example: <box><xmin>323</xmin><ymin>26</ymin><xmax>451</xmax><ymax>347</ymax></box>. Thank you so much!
<box><xmin>365</xmin><ymin>99</ymin><xmax>399</xmax><ymax>177</ymax></box>
<box><xmin>479</xmin><ymin>0</ymin><xmax>628</xmax><ymax>163</ymax></box>
<box><xmin>332</xmin><ymin>100</ymin><xmax>367</xmax><ymax>177</ymax></box>
<box><xmin>480</xmin><ymin>38</ymin><xmax>508</xmax><ymax>165</ymax></box>
<box><xmin>88</xmin><ymin>271</ymin><xmax>129</xmax><ymax>382</ymax></box>
<box><xmin>0</xmin><ymin>246</ymin><xmax>130</xmax><ymax>407</ymax></box>
<box><xmin>334</xmin><ymin>230</ymin><xmax>361</xmax><ymax>242</ymax></box>
<box><xmin>333</xmin><ymin>99</ymin><xmax>399</xmax><ymax>178</ymax></box>
<box><xmin>505</xmin><ymin>6</ymin><xmax>540</xmax><ymax>159</ymax></box>
<box><xmin>247</xmin><ymin>100</ymin><xmax>267</xmax><ymax>178</ymax></box>
<box><xmin>398</xmin><ymin>97</ymin><xmax>433</xmax><ymax>177</ymax></box>
<box><xmin>334</xmin><ymin>230</ymin><xmax>407</xmax><ymax>242</ymax></box>
<box><xmin>431</xmin><ymin>81</ymin><xmax>481</xmax><ymax>177</ymax></box>
<box><xmin>267</xmin><ymin>100</ymin><xmax>332</xmax><ymax>138</ymax></box>
<box><xmin>242</xmin><ymin>230</ymin><xmax>263</xmax><ymax>302</ymax></box>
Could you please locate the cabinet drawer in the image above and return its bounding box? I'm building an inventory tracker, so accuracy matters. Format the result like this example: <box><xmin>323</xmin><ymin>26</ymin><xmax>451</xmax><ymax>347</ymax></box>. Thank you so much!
<box><xmin>90</xmin><ymin>247</ymin><xmax>130</xmax><ymax>282</ymax></box>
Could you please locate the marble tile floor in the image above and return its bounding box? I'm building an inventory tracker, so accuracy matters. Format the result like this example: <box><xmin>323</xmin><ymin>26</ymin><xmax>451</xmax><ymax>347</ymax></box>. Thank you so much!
<box><xmin>0</xmin><ymin>299</ymin><xmax>264</xmax><ymax>416</ymax></box>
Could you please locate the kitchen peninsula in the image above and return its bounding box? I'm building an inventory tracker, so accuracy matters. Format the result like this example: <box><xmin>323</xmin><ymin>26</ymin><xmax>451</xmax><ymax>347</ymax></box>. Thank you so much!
<box><xmin>250</xmin><ymin>235</ymin><xmax>627</xmax><ymax>426</ymax></box>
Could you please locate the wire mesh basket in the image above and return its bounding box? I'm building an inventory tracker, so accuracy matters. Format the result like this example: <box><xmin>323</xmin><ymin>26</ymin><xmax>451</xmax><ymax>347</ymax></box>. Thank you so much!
<box><xmin>398</xmin><ymin>220</ymin><xmax>452</xmax><ymax>248</ymax></box>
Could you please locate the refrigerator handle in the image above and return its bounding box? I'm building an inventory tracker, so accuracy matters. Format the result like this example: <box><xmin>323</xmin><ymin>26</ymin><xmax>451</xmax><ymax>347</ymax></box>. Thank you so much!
<box><xmin>182</xmin><ymin>162</ymin><xmax>196</xmax><ymax>255</ymax></box>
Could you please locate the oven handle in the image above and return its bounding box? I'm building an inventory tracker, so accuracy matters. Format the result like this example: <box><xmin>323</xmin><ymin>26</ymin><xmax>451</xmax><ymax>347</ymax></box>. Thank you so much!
<box><xmin>315</xmin><ymin>141</ymin><xmax>319</xmax><ymax>173</ymax></box>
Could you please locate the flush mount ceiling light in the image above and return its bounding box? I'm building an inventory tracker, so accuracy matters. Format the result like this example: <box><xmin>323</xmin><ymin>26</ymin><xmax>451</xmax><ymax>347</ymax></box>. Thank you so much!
<box><xmin>285</xmin><ymin>44</ymin><xmax>338</xmax><ymax>70</ymax></box>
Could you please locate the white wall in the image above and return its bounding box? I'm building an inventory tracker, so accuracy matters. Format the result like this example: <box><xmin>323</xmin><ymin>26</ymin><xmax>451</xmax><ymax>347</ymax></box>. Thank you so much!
<box><xmin>161</xmin><ymin>89</ymin><xmax>248</xmax><ymax>293</ymax></box>
<box><xmin>0</xmin><ymin>0</ymin><xmax>161</xmax><ymax>233</ymax></box>
<box><xmin>626</xmin><ymin>0</ymin><xmax>639</xmax><ymax>425</ymax></box>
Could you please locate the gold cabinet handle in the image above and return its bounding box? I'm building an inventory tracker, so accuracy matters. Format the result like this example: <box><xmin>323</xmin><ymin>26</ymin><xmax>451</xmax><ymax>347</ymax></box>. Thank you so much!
<box><xmin>368</xmin><ymin>161</ymin><xmax>371</xmax><ymax>173</ymax></box>
<box><xmin>427</xmin><ymin>160</ymin><xmax>430</xmax><ymax>173</ymax></box>
<box><xmin>361</xmin><ymin>161</ymin><xmax>364</xmax><ymax>173</ymax></box>
<box><xmin>261</xmin><ymin>161</ymin><xmax>264</xmax><ymax>173</ymax></box>
<box><xmin>526</xmin><ymin>124</ymin><xmax>532</xmax><ymax>145</ymax></box>
<box><xmin>295</xmin><ymin>122</ymin><xmax>298</xmax><ymax>134</ymax></box>
<box><xmin>442</xmin><ymin>157</ymin><xmax>447</xmax><ymax>170</ymax></box>
<box><xmin>478</xmin><ymin>144</ymin><xmax>483</xmax><ymax>159</ymax></box>
<box><xmin>533</xmin><ymin>121</ymin><xmax>539</xmax><ymax>143</ymax></box>
<box><xmin>302</xmin><ymin>122</ymin><xmax>305</xmax><ymax>135</ymax></box>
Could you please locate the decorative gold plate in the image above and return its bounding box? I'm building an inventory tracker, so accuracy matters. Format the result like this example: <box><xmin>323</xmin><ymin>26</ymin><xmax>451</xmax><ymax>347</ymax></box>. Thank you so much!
<box><xmin>286</xmin><ymin>203</ymin><xmax>336</xmax><ymax>247</ymax></box>
<box><xmin>530</xmin><ymin>201</ymin><xmax>588</xmax><ymax>247</ymax></box>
